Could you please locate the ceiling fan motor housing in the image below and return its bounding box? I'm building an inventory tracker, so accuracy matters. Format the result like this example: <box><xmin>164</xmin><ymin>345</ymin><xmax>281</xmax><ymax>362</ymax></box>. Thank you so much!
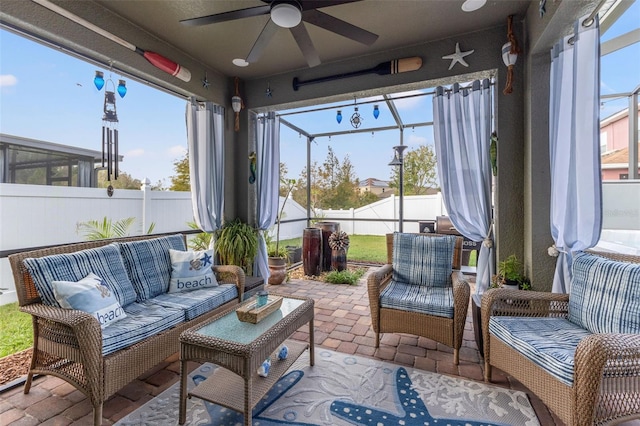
<box><xmin>270</xmin><ymin>1</ymin><xmax>302</xmax><ymax>28</ymax></box>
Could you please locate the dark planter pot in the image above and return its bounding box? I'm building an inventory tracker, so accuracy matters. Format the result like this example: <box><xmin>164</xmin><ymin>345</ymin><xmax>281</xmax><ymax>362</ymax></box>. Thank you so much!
<box><xmin>268</xmin><ymin>257</ymin><xmax>287</xmax><ymax>285</ymax></box>
<box><xmin>286</xmin><ymin>246</ymin><xmax>302</xmax><ymax>264</ymax></box>
<box><xmin>331</xmin><ymin>248</ymin><xmax>347</xmax><ymax>271</ymax></box>
<box><xmin>316</xmin><ymin>221</ymin><xmax>340</xmax><ymax>272</ymax></box>
<box><xmin>302</xmin><ymin>228</ymin><xmax>322</xmax><ymax>276</ymax></box>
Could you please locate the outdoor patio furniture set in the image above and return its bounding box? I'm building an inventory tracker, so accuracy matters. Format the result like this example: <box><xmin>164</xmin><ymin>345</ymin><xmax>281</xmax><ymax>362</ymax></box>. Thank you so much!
<box><xmin>368</xmin><ymin>232</ymin><xmax>640</xmax><ymax>425</ymax></box>
<box><xmin>7</xmin><ymin>232</ymin><xmax>640</xmax><ymax>425</ymax></box>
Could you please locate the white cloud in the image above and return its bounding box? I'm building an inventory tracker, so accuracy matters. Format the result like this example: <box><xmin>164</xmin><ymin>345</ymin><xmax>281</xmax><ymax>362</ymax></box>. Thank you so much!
<box><xmin>407</xmin><ymin>134</ymin><xmax>428</xmax><ymax>146</ymax></box>
<box><xmin>125</xmin><ymin>148</ymin><xmax>145</xmax><ymax>158</ymax></box>
<box><xmin>389</xmin><ymin>90</ymin><xmax>425</xmax><ymax>110</ymax></box>
<box><xmin>0</xmin><ymin>74</ymin><xmax>18</xmax><ymax>87</ymax></box>
<box><xmin>167</xmin><ymin>145</ymin><xmax>187</xmax><ymax>159</ymax></box>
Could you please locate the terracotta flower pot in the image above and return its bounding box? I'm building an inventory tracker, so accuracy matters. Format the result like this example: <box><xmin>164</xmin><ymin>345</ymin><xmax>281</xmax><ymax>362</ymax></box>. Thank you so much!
<box><xmin>268</xmin><ymin>256</ymin><xmax>287</xmax><ymax>285</ymax></box>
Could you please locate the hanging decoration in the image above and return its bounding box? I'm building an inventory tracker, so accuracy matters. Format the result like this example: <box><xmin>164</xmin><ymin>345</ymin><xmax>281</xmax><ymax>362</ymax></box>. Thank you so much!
<box><xmin>350</xmin><ymin>100</ymin><xmax>362</xmax><ymax>129</ymax></box>
<box><xmin>33</xmin><ymin>0</ymin><xmax>191</xmax><ymax>82</ymax></box>
<box><xmin>490</xmin><ymin>132</ymin><xmax>498</xmax><ymax>176</ymax></box>
<box><xmin>336</xmin><ymin>110</ymin><xmax>343</xmax><ymax>124</ymax></box>
<box><xmin>249</xmin><ymin>152</ymin><xmax>257</xmax><ymax>184</ymax></box>
<box><xmin>95</xmin><ymin>71</ymin><xmax>122</xmax><ymax>195</ymax></box>
<box><xmin>232</xmin><ymin>77</ymin><xmax>244</xmax><ymax>132</ymax></box>
<box><xmin>539</xmin><ymin>0</ymin><xmax>546</xmax><ymax>18</ymax></box>
<box><xmin>202</xmin><ymin>71</ymin><xmax>210</xmax><ymax>89</ymax></box>
<box><xmin>265</xmin><ymin>83</ymin><xmax>273</xmax><ymax>98</ymax></box>
<box><xmin>373</xmin><ymin>105</ymin><xmax>380</xmax><ymax>119</ymax></box>
<box><xmin>442</xmin><ymin>43</ymin><xmax>474</xmax><ymax>70</ymax></box>
<box><xmin>292</xmin><ymin>57</ymin><xmax>422</xmax><ymax>91</ymax></box>
<box><xmin>502</xmin><ymin>15</ymin><xmax>520</xmax><ymax>95</ymax></box>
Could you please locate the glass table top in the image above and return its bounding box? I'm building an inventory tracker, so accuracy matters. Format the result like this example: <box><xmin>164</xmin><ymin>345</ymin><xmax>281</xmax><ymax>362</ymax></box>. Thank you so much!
<box><xmin>194</xmin><ymin>297</ymin><xmax>305</xmax><ymax>344</ymax></box>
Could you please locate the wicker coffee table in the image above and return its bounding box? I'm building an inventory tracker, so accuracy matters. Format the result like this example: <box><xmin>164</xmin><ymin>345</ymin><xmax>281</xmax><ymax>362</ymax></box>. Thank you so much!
<box><xmin>178</xmin><ymin>295</ymin><xmax>314</xmax><ymax>426</ymax></box>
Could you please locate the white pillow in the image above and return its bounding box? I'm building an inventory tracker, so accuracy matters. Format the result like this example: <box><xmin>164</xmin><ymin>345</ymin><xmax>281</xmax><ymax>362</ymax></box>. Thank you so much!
<box><xmin>52</xmin><ymin>273</ymin><xmax>127</xmax><ymax>329</ymax></box>
<box><xmin>168</xmin><ymin>249</ymin><xmax>218</xmax><ymax>293</ymax></box>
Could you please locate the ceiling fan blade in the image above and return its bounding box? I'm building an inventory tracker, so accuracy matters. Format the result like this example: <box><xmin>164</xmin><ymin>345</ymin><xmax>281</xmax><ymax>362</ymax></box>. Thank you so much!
<box><xmin>299</xmin><ymin>0</ymin><xmax>362</xmax><ymax>11</ymax></box>
<box><xmin>180</xmin><ymin>5</ymin><xmax>270</xmax><ymax>26</ymax></box>
<box><xmin>246</xmin><ymin>20</ymin><xmax>279</xmax><ymax>63</ymax></box>
<box><xmin>303</xmin><ymin>9</ymin><xmax>378</xmax><ymax>45</ymax></box>
<box><xmin>290</xmin><ymin>24</ymin><xmax>321</xmax><ymax>68</ymax></box>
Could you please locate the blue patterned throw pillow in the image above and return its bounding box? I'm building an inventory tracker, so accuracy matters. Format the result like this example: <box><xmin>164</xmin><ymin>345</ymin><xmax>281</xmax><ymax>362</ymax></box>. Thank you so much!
<box><xmin>168</xmin><ymin>249</ymin><xmax>218</xmax><ymax>293</ymax></box>
<box><xmin>569</xmin><ymin>251</ymin><xmax>640</xmax><ymax>334</ymax></box>
<box><xmin>392</xmin><ymin>233</ymin><xmax>456</xmax><ymax>287</ymax></box>
<box><xmin>52</xmin><ymin>273</ymin><xmax>127</xmax><ymax>329</ymax></box>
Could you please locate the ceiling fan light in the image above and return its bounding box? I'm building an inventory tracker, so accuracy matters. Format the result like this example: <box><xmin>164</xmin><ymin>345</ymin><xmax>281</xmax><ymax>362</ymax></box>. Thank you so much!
<box><xmin>462</xmin><ymin>0</ymin><xmax>486</xmax><ymax>12</ymax></box>
<box><xmin>271</xmin><ymin>2</ymin><xmax>302</xmax><ymax>28</ymax></box>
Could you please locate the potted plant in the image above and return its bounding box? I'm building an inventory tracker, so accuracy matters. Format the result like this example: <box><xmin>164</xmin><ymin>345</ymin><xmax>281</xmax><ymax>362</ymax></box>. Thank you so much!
<box><xmin>491</xmin><ymin>254</ymin><xmax>531</xmax><ymax>290</ymax></box>
<box><xmin>214</xmin><ymin>218</ymin><xmax>258</xmax><ymax>275</ymax></box>
<box><xmin>267</xmin><ymin>179</ymin><xmax>296</xmax><ymax>285</ymax></box>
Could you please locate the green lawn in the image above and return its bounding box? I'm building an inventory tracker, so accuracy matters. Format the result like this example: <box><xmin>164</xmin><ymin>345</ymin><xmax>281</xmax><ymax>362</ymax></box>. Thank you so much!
<box><xmin>280</xmin><ymin>234</ymin><xmax>387</xmax><ymax>264</ymax></box>
<box><xmin>0</xmin><ymin>302</ymin><xmax>32</xmax><ymax>357</ymax></box>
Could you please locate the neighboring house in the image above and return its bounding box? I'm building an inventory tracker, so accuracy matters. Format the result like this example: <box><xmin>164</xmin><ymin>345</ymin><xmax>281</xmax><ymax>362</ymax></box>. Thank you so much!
<box><xmin>358</xmin><ymin>177</ymin><xmax>391</xmax><ymax>198</ymax></box>
<box><xmin>600</xmin><ymin>105</ymin><xmax>640</xmax><ymax>181</ymax></box>
<box><xmin>0</xmin><ymin>133</ymin><xmax>122</xmax><ymax>187</ymax></box>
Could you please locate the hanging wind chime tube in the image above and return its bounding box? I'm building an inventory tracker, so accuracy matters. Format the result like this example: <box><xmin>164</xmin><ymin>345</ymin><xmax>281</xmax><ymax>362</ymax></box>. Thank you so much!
<box><xmin>101</xmin><ymin>81</ymin><xmax>120</xmax><ymax>182</ymax></box>
<box><xmin>502</xmin><ymin>15</ymin><xmax>520</xmax><ymax>95</ymax></box>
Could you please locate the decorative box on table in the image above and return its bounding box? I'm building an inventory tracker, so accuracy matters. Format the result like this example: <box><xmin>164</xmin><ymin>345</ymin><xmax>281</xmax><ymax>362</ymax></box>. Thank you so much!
<box><xmin>236</xmin><ymin>295</ymin><xmax>283</xmax><ymax>324</ymax></box>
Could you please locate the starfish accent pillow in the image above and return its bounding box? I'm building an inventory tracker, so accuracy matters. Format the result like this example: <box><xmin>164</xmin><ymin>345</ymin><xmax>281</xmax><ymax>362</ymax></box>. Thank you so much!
<box><xmin>168</xmin><ymin>249</ymin><xmax>217</xmax><ymax>293</ymax></box>
<box><xmin>52</xmin><ymin>272</ymin><xmax>127</xmax><ymax>329</ymax></box>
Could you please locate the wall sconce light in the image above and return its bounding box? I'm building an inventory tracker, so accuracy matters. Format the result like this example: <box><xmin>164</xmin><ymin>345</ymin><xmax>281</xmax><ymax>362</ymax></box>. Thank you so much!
<box><xmin>373</xmin><ymin>104</ymin><xmax>380</xmax><ymax>119</ymax></box>
<box><xmin>232</xmin><ymin>76</ymin><xmax>244</xmax><ymax>132</ymax></box>
<box><xmin>117</xmin><ymin>79</ymin><xmax>127</xmax><ymax>98</ymax></box>
<box><xmin>336</xmin><ymin>110</ymin><xmax>342</xmax><ymax>124</ymax></box>
<box><xmin>94</xmin><ymin>71</ymin><xmax>105</xmax><ymax>91</ymax></box>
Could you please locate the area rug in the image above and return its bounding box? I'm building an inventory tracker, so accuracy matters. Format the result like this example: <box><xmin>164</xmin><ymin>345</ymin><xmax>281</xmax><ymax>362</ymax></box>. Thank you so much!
<box><xmin>116</xmin><ymin>349</ymin><xmax>539</xmax><ymax>425</ymax></box>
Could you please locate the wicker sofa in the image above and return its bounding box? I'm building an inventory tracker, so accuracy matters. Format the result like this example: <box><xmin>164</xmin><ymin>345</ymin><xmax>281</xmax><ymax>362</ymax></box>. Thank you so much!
<box><xmin>9</xmin><ymin>233</ymin><xmax>245</xmax><ymax>426</ymax></box>
<box><xmin>482</xmin><ymin>250</ymin><xmax>640</xmax><ymax>425</ymax></box>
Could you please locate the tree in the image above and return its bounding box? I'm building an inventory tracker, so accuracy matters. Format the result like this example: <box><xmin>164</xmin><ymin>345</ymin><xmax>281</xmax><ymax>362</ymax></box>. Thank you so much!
<box><xmin>97</xmin><ymin>170</ymin><xmax>143</xmax><ymax>189</ymax></box>
<box><xmin>389</xmin><ymin>145</ymin><xmax>438</xmax><ymax>195</ymax></box>
<box><xmin>169</xmin><ymin>152</ymin><xmax>190</xmax><ymax>191</ymax></box>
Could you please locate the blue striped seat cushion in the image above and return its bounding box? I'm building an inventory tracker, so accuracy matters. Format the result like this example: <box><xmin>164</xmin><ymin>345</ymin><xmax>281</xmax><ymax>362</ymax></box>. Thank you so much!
<box><xmin>116</xmin><ymin>235</ymin><xmax>186</xmax><ymax>302</ymax></box>
<box><xmin>569</xmin><ymin>251</ymin><xmax>640</xmax><ymax>334</ymax></box>
<box><xmin>392</xmin><ymin>233</ymin><xmax>455</xmax><ymax>287</ymax></box>
<box><xmin>149</xmin><ymin>284</ymin><xmax>238</xmax><ymax>321</ymax></box>
<box><xmin>23</xmin><ymin>244</ymin><xmax>137</xmax><ymax>308</ymax></box>
<box><xmin>380</xmin><ymin>280</ymin><xmax>454</xmax><ymax>318</ymax></box>
<box><xmin>489</xmin><ymin>317</ymin><xmax>592</xmax><ymax>386</ymax></box>
<box><xmin>101</xmin><ymin>299</ymin><xmax>185</xmax><ymax>355</ymax></box>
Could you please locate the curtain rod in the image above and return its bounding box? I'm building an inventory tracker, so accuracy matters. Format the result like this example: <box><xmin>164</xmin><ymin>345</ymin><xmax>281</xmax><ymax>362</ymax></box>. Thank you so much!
<box><xmin>568</xmin><ymin>0</ymin><xmax>608</xmax><ymax>44</ymax></box>
<box><xmin>276</xmin><ymin>79</ymin><xmax>495</xmax><ymax>118</ymax></box>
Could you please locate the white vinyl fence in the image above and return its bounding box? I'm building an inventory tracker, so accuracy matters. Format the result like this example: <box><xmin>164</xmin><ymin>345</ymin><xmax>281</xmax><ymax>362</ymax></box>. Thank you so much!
<box><xmin>1</xmin><ymin>181</ymin><xmax>638</xmax><ymax>305</ymax></box>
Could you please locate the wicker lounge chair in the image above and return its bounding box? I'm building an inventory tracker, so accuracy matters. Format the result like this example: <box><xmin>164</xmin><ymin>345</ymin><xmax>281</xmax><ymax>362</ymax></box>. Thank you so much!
<box><xmin>368</xmin><ymin>233</ymin><xmax>469</xmax><ymax>364</ymax></box>
<box><xmin>482</xmin><ymin>250</ymin><xmax>640</xmax><ymax>425</ymax></box>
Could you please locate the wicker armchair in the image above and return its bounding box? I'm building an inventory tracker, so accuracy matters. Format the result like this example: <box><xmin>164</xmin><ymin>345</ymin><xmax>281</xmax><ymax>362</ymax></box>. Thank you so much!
<box><xmin>368</xmin><ymin>233</ymin><xmax>469</xmax><ymax>364</ymax></box>
<box><xmin>482</xmin><ymin>250</ymin><xmax>640</xmax><ymax>425</ymax></box>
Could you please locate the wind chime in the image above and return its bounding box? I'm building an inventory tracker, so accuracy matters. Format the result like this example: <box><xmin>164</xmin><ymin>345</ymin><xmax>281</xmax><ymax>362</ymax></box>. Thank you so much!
<box><xmin>95</xmin><ymin>70</ymin><xmax>126</xmax><ymax>195</ymax></box>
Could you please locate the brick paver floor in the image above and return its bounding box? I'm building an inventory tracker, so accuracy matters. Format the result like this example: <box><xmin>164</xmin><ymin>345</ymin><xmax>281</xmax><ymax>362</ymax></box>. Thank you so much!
<box><xmin>0</xmin><ymin>271</ymin><xmax>564</xmax><ymax>425</ymax></box>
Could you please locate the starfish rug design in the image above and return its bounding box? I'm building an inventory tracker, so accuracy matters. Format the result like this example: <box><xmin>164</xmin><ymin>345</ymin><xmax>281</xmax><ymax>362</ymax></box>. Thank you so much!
<box><xmin>116</xmin><ymin>349</ymin><xmax>539</xmax><ymax>425</ymax></box>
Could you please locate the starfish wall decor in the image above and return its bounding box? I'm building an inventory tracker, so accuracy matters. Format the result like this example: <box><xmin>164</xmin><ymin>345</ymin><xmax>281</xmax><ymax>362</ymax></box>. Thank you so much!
<box><xmin>442</xmin><ymin>42</ymin><xmax>474</xmax><ymax>70</ymax></box>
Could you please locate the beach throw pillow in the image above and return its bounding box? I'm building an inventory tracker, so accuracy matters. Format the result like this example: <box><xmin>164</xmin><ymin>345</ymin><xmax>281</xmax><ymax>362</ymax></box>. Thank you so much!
<box><xmin>52</xmin><ymin>273</ymin><xmax>127</xmax><ymax>329</ymax></box>
<box><xmin>168</xmin><ymin>249</ymin><xmax>217</xmax><ymax>293</ymax></box>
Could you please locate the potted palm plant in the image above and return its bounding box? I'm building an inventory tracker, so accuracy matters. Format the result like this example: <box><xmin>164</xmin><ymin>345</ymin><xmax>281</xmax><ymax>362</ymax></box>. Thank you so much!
<box><xmin>214</xmin><ymin>218</ymin><xmax>258</xmax><ymax>275</ymax></box>
<box><xmin>268</xmin><ymin>178</ymin><xmax>296</xmax><ymax>285</ymax></box>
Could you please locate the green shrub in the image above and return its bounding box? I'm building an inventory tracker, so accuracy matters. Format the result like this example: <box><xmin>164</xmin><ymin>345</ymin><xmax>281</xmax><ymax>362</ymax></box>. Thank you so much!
<box><xmin>324</xmin><ymin>268</ymin><xmax>365</xmax><ymax>285</ymax></box>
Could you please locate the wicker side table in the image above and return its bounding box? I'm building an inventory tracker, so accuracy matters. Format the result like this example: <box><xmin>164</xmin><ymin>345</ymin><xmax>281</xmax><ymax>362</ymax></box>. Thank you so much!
<box><xmin>179</xmin><ymin>295</ymin><xmax>314</xmax><ymax>426</ymax></box>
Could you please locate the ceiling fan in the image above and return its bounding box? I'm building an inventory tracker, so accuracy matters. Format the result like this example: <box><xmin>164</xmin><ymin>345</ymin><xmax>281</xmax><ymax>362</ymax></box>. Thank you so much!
<box><xmin>180</xmin><ymin>0</ymin><xmax>378</xmax><ymax>68</ymax></box>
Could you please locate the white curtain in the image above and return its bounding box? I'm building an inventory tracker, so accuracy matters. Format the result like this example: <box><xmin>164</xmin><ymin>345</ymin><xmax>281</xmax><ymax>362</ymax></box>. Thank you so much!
<box><xmin>186</xmin><ymin>98</ymin><xmax>225</xmax><ymax>251</ymax></box>
<box><xmin>433</xmin><ymin>79</ymin><xmax>494</xmax><ymax>296</ymax></box>
<box><xmin>549</xmin><ymin>15</ymin><xmax>602</xmax><ymax>293</ymax></box>
<box><xmin>255</xmin><ymin>112</ymin><xmax>280</xmax><ymax>279</ymax></box>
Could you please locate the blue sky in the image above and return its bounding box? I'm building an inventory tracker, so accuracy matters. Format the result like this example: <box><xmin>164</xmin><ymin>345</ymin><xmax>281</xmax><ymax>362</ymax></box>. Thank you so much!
<box><xmin>1</xmin><ymin>4</ymin><xmax>638</xmax><ymax>186</ymax></box>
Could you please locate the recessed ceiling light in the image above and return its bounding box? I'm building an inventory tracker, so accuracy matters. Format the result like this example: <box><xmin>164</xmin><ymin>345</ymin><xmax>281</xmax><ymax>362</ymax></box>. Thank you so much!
<box><xmin>462</xmin><ymin>0</ymin><xmax>487</xmax><ymax>12</ymax></box>
<box><xmin>232</xmin><ymin>58</ymin><xmax>249</xmax><ymax>67</ymax></box>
